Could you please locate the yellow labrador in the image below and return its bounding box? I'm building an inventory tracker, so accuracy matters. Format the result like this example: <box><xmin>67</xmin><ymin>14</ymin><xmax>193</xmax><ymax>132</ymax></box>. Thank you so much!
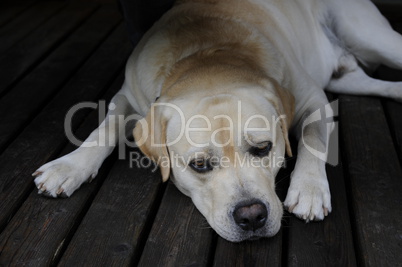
<box><xmin>33</xmin><ymin>0</ymin><xmax>402</xmax><ymax>242</ymax></box>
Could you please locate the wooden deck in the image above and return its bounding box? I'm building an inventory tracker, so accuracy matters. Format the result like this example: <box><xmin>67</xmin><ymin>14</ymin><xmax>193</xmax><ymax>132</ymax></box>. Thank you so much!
<box><xmin>0</xmin><ymin>0</ymin><xmax>401</xmax><ymax>266</ymax></box>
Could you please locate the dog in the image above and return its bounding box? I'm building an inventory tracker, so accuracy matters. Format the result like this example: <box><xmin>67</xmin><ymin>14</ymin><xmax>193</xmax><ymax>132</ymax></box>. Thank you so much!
<box><xmin>33</xmin><ymin>0</ymin><xmax>402</xmax><ymax>242</ymax></box>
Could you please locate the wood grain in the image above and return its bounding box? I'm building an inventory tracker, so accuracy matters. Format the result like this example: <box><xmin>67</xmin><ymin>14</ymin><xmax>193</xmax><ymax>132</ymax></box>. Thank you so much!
<box><xmin>138</xmin><ymin>183</ymin><xmax>215</xmax><ymax>267</ymax></box>
<box><xmin>0</xmin><ymin>25</ymin><xmax>131</xmax><ymax>232</ymax></box>
<box><xmin>58</xmin><ymin>149</ymin><xmax>163</xmax><ymax>266</ymax></box>
<box><xmin>340</xmin><ymin>95</ymin><xmax>402</xmax><ymax>266</ymax></box>
<box><xmin>287</xmin><ymin>163</ymin><xmax>357</xmax><ymax>267</ymax></box>
<box><xmin>0</xmin><ymin>76</ymin><xmax>121</xmax><ymax>265</ymax></box>
<box><xmin>0</xmin><ymin>6</ymin><xmax>121</xmax><ymax>152</ymax></box>
<box><xmin>0</xmin><ymin>2</ymin><xmax>97</xmax><ymax>94</ymax></box>
<box><xmin>0</xmin><ymin>1</ymin><xmax>37</xmax><ymax>28</ymax></box>
<box><xmin>0</xmin><ymin>2</ymin><xmax>65</xmax><ymax>53</ymax></box>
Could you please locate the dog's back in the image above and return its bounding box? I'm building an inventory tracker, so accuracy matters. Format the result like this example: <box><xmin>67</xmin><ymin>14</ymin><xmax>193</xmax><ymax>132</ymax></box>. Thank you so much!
<box><xmin>126</xmin><ymin>0</ymin><xmax>398</xmax><ymax>109</ymax></box>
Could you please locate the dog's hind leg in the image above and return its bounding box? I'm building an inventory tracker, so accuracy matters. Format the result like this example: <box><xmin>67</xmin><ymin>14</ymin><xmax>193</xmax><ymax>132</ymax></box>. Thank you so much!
<box><xmin>331</xmin><ymin>0</ymin><xmax>402</xmax><ymax>70</ymax></box>
<box><xmin>33</xmin><ymin>85</ymin><xmax>137</xmax><ymax>198</ymax></box>
<box><xmin>326</xmin><ymin>58</ymin><xmax>402</xmax><ymax>101</ymax></box>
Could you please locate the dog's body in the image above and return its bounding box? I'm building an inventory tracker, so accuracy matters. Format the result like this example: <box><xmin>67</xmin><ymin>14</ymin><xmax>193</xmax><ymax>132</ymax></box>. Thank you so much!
<box><xmin>33</xmin><ymin>0</ymin><xmax>402</xmax><ymax>242</ymax></box>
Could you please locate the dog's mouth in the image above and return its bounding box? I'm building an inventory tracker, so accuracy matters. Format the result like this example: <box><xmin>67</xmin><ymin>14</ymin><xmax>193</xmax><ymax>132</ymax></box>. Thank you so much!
<box><xmin>247</xmin><ymin>235</ymin><xmax>263</xmax><ymax>241</ymax></box>
<box><xmin>231</xmin><ymin>231</ymin><xmax>269</xmax><ymax>242</ymax></box>
<box><xmin>210</xmin><ymin>216</ymin><xmax>281</xmax><ymax>242</ymax></box>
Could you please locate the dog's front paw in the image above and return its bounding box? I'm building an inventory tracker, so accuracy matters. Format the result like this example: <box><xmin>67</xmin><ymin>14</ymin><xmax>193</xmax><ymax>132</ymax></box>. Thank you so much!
<box><xmin>32</xmin><ymin>155</ymin><xmax>98</xmax><ymax>198</ymax></box>
<box><xmin>284</xmin><ymin>176</ymin><xmax>331</xmax><ymax>222</ymax></box>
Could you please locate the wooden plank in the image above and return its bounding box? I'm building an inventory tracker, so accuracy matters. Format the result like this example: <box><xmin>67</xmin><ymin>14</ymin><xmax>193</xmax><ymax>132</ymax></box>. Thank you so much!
<box><xmin>339</xmin><ymin>95</ymin><xmax>402</xmax><ymax>266</ymax></box>
<box><xmin>138</xmin><ymin>183</ymin><xmax>215</xmax><ymax>266</ymax></box>
<box><xmin>381</xmin><ymin>89</ymin><xmax>402</xmax><ymax>162</ymax></box>
<box><xmin>377</xmin><ymin>65</ymin><xmax>402</xmax><ymax>155</ymax></box>
<box><xmin>375</xmin><ymin>23</ymin><xmax>402</xmax><ymax>159</ymax></box>
<box><xmin>0</xmin><ymin>6</ymin><xmax>122</xmax><ymax>153</ymax></box>
<box><xmin>0</xmin><ymin>1</ymin><xmax>37</xmax><ymax>27</ymax></box>
<box><xmin>0</xmin><ymin>24</ymin><xmax>132</xmax><ymax>232</ymax></box>
<box><xmin>0</xmin><ymin>74</ymin><xmax>123</xmax><ymax>266</ymax></box>
<box><xmin>0</xmin><ymin>2</ymin><xmax>65</xmax><ymax>53</ymax></box>
<box><xmin>58</xmin><ymin>149</ymin><xmax>163</xmax><ymax>266</ymax></box>
<box><xmin>213</xmin><ymin>234</ymin><xmax>282</xmax><ymax>266</ymax></box>
<box><xmin>0</xmin><ymin>2</ymin><xmax>97</xmax><ymax>95</ymax></box>
<box><xmin>287</xmin><ymin>163</ymin><xmax>357</xmax><ymax>266</ymax></box>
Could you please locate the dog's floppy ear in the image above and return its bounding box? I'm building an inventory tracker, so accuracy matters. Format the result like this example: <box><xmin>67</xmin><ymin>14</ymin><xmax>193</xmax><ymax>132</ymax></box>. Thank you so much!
<box><xmin>265</xmin><ymin>79</ymin><xmax>295</xmax><ymax>157</ymax></box>
<box><xmin>133</xmin><ymin>104</ymin><xmax>170</xmax><ymax>182</ymax></box>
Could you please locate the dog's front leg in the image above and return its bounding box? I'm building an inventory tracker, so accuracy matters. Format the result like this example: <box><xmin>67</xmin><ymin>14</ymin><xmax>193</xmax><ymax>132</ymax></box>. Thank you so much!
<box><xmin>33</xmin><ymin>90</ymin><xmax>136</xmax><ymax>198</ymax></box>
<box><xmin>284</xmin><ymin>96</ymin><xmax>334</xmax><ymax>222</ymax></box>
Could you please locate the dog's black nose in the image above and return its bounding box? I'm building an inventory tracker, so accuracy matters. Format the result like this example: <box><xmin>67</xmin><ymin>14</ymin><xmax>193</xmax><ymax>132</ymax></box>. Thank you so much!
<box><xmin>233</xmin><ymin>201</ymin><xmax>268</xmax><ymax>231</ymax></box>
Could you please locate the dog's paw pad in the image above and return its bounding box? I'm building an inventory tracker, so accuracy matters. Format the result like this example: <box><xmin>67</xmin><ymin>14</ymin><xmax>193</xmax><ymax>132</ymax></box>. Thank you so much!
<box><xmin>284</xmin><ymin>180</ymin><xmax>331</xmax><ymax>222</ymax></box>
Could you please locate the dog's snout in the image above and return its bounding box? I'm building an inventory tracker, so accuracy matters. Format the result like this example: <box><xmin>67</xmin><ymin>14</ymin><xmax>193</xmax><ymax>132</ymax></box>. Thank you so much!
<box><xmin>233</xmin><ymin>201</ymin><xmax>268</xmax><ymax>231</ymax></box>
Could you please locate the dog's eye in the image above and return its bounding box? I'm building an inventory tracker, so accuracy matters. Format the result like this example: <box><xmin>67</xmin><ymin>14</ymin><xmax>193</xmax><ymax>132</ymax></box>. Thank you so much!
<box><xmin>189</xmin><ymin>158</ymin><xmax>213</xmax><ymax>173</ymax></box>
<box><xmin>249</xmin><ymin>141</ymin><xmax>273</xmax><ymax>157</ymax></box>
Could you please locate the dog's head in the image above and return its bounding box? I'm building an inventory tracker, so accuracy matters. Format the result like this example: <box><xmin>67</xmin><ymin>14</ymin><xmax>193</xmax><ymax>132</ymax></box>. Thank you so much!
<box><xmin>134</xmin><ymin>69</ymin><xmax>294</xmax><ymax>242</ymax></box>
